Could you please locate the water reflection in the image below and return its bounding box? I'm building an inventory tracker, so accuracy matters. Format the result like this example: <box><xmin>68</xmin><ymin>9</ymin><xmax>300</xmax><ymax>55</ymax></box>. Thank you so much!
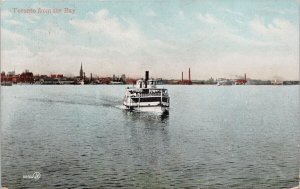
<box><xmin>122</xmin><ymin>110</ymin><xmax>169</xmax><ymax>125</ymax></box>
<box><xmin>122</xmin><ymin>110</ymin><xmax>171</xmax><ymax>184</ymax></box>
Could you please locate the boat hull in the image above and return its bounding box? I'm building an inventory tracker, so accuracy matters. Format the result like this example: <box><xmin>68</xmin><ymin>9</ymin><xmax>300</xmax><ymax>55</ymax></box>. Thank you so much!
<box><xmin>123</xmin><ymin>104</ymin><xmax>169</xmax><ymax>114</ymax></box>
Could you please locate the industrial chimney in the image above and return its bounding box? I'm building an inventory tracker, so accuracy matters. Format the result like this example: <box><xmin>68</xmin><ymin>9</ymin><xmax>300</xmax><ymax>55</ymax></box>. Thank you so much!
<box><xmin>189</xmin><ymin>68</ymin><xmax>191</xmax><ymax>82</ymax></box>
<box><xmin>182</xmin><ymin>72</ymin><xmax>183</xmax><ymax>81</ymax></box>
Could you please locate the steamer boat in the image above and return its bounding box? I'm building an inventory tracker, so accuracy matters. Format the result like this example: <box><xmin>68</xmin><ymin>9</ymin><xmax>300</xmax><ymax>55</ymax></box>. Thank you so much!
<box><xmin>123</xmin><ymin>71</ymin><xmax>170</xmax><ymax>114</ymax></box>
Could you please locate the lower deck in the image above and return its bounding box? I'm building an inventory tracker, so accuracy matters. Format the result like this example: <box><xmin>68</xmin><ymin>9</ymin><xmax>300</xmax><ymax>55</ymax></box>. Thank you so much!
<box><xmin>131</xmin><ymin>96</ymin><xmax>169</xmax><ymax>103</ymax></box>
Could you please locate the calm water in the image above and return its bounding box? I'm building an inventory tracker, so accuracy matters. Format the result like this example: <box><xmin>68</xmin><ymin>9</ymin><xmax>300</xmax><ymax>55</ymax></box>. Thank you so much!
<box><xmin>1</xmin><ymin>85</ymin><xmax>299</xmax><ymax>188</ymax></box>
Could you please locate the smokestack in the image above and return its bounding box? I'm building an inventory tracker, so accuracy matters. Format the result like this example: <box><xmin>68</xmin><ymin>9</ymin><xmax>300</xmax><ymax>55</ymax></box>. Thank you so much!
<box><xmin>90</xmin><ymin>73</ymin><xmax>92</xmax><ymax>81</ymax></box>
<box><xmin>182</xmin><ymin>72</ymin><xmax>183</xmax><ymax>81</ymax></box>
<box><xmin>244</xmin><ymin>73</ymin><xmax>246</xmax><ymax>81</ymax></box>
<box><xmin>189</xmin><ymin>68</ymin><xmax>191</xmax><ymax>81</ymax></box>
<box><xmin>145</xmin><ymin>71</ymin><xmax>149</xmax><ymax>88</ymax></box>
<box><xmin>145</xmin><ymin>71</ymin><xmax>149</xmax><ymax>81</ymax></box>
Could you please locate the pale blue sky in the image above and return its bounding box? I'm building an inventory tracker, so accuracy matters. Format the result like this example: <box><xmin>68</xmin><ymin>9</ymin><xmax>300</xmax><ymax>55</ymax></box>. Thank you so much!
<box><xmin>1</xmin><ymin>0</ymin><xmax>299</xmax><ymax>80</ymax></box>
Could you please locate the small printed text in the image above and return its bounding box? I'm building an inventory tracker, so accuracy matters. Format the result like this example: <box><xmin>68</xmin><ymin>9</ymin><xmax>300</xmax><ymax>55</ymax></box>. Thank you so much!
<box><xmin>12</xmin><ymin>8</ymin><xmax>75</xmax><ymax>14</ymax></box>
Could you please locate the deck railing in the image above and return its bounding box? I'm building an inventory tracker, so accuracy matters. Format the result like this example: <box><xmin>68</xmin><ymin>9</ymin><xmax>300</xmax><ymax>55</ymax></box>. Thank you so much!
<box><xmin>127</xmin><ymin>88</ymin><xmax>168</xmax><ymax>97</ymax></box>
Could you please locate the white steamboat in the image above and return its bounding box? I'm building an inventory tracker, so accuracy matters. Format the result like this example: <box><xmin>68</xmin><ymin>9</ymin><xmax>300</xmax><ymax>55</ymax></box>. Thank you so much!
<box><xmin>123</xmin><ymin>71</ymin><xmax>170</xmax><ymax>114</ymax></box>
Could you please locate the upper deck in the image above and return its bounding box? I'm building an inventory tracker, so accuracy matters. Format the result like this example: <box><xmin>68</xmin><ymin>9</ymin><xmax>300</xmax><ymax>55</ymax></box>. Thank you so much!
<box><xmin>124</xmin><ymin>71</ymin><xmax>168</xmax><ymax>97</ymax></box>
<box><xmin>125</xmin><ymin>79</ymin><xmax>168</xmax><ymax>97</ymax></box>
<box><xmin>134</xmin><ymin>79</ymin><xmax>157</xmax><ymax>89</ymax></box>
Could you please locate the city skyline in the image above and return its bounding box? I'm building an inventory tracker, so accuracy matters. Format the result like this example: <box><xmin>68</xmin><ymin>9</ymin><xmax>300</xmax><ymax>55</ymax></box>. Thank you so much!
<box><xmin>1</xmin><ymin>65</ymin><xmax>297</xmax><ymax>82</ymax></box>
<box><xmin>1</xmin><ymin>0</ymin><xmax>299</xmax><ymax>80</ymax></box>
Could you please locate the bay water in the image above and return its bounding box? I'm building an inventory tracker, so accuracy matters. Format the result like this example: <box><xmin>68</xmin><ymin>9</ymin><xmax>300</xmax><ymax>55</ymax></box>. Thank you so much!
<box><xmin>1</xmin><ymin>85</ymin><xmax>299</xmax><ymax>188</ymax></box>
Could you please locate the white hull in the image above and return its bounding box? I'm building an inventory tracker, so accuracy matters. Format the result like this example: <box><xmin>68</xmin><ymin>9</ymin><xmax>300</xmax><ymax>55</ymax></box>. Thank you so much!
<box><xmin>123</xmin><ymin>105</ymin><xmax>169</xmax><ymax>114</ymax></box>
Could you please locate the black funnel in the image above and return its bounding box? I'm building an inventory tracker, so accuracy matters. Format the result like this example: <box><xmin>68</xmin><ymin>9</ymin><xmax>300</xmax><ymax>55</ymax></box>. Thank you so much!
<box><xmin>145</xmin><ymin>71</ymin><xmax>149</xmax><ymax>88</ymax></box>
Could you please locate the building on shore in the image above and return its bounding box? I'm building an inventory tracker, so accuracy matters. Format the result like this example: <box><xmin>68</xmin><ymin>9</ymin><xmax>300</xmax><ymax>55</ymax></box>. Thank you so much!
<box><xmin>234</xmin><ymin>74</ymin><xmax>247</xmax><ymax>85</ymax></box>
<box><xmin>271</xmin><ymin>80</ymin><xmax>283</xmax><ymax>85</ymax></box>
<box><xmin>216</xmin><ymin>78</ymin><xmax>234</xmax><ymax>86</ymax></box>
<box><xmin>1</xmin><ymin>69</ymin><xmax>34</xmax><ymax>84</ymax></box>
<box><xmin>110</xmin><ymin>74</ymin><xmax>126</xmax><ymax>84</ymax></box>
<box><xmin>50</xmin><ymin>74</ymin><xmax>64</xmax><ymax>79</ymax></box>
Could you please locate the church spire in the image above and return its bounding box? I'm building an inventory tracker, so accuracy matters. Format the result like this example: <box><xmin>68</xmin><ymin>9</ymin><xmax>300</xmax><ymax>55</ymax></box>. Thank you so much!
<box><xmin>80</xmin><ymin>63</ymin><xmax>84</xmax><ymax>79</ymax></box>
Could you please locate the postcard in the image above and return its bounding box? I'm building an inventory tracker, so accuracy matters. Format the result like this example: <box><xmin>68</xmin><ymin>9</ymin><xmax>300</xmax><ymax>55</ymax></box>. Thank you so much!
<box><xmin>1</xmin><ymin>0</ymin><xmax>299</xmax><ymax>188</ymax></box>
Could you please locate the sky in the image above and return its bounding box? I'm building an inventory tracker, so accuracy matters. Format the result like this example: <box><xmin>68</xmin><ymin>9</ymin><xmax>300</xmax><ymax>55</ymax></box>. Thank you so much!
<box><xmin>1</xmin><ymin>0</ymin><xmax>299</xmax><ymax>80</ymax></box>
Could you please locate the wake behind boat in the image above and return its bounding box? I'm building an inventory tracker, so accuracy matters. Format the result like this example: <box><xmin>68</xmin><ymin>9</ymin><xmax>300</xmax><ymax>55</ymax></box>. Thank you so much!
<box><xmin>123</xmin><ymin>71</ymin><xmax>170</xmax><ymax>114</ymax></box>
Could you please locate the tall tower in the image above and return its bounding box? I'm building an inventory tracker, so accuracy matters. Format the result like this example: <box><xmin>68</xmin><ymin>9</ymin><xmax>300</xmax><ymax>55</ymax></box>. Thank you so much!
<box><xmin>80</xmin><ymin>63</ymin><xmax>83</xmax><ymax>79</ymax></box>
<box><xmin>188</xmin><ymin>68</ymin><xmax>191</xmax><ymax>82</ymax></box>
